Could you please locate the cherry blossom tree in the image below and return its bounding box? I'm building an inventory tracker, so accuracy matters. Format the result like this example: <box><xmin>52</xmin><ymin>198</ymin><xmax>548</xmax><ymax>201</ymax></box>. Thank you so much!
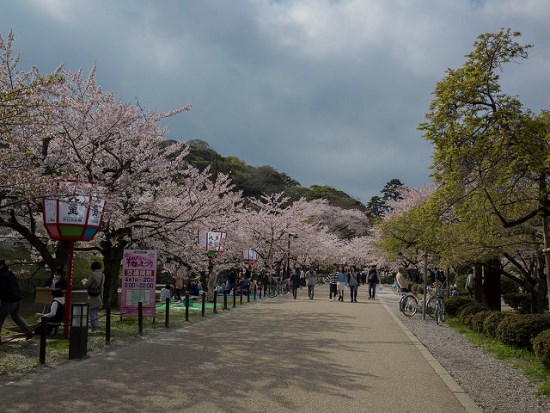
<box><xmin>0</xmin><ymin>33</ymin><xmax>248</xmax><ymax>306</ymax></box>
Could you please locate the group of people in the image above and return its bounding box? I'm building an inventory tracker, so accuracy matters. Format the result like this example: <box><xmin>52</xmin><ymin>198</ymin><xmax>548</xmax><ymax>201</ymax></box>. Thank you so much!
<box><xmin>0</xmin><ymin>260</ymin><xmax>105</xmax><ymax>343</ymax></box>
<box><xmin>326</xmin><ymin>265</ymin><xmax>380</xmax><ymax>302</ymax></box>
<box><xmin>169</xmin><ymin>270</ymin><xmax>210</xmax><ymax>302</ymax></box>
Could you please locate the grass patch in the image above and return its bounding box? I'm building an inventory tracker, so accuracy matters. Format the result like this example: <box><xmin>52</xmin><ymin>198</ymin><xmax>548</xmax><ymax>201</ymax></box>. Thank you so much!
<box><xmin>447</xmin><ymin>316</ymin><xmax>550</xmax><ymax>397</ymax></box>
<box><xmin>1</xmin><ymin>301</ymin><xmax>241</xmax><ymax>383</ymax></box>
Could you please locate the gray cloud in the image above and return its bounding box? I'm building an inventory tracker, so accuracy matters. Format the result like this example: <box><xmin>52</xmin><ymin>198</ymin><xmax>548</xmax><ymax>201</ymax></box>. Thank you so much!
<box><xmin>2</xmin><ymin>0</ymin><xmax>549</xmax><ymax>203</ymax></box>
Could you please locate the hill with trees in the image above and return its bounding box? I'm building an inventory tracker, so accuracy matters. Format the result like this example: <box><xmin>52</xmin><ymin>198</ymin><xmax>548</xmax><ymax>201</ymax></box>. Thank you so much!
<box><xmin>175</xmin><ymin>138</ymin><xmax>368</xmax><ymax>211</ymax></box>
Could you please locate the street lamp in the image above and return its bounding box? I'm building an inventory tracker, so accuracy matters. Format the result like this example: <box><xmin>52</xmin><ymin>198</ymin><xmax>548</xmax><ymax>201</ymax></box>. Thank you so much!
<box><xmin>43</xmin><ymin>180</ymin><xmax>107</xmax><ymax>339</ymax></box>
<box><xmin>287</xmin><ymin>233</ymin><xmax>298</xmax><ymax>278</ymax></box>
<box><xmin>198</xmin><ymin>230</ymin><xmax>227</xmax><ymax>300</ymax></box>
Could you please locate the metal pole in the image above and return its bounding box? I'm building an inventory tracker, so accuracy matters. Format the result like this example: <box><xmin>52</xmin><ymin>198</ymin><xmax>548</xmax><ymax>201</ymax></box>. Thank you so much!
<box><xmin>213</xmin><ymin>292</ymin><xmax>217</xmax><ymax>314</ymax></box>
<box><xmin>287</xmin><ymin>234</ymin><xmax>291</xmax><ymax>279</ymax></box>
<box><xmin>422</xmin><ymin>250</ymin><xmax>428</xmax><ymax>320</ymax></box>
<box><xmin>185</xmin><ymin>294</ymin><xmax>190</xmax><ymax>321</ymax></box>
<box><xmin>165</xmin><ymin>297</ymin><xmax>170</xmax><ymax>327</ymax></box>
<box><xmin>63</xmin><ymin>240</ymin><xmax>75</xmax><ymax>340</ymax></box>
<box><xmin>201</xmin><ymin>293</ymin><xmax>206</xmax><ymax>317</ymax></box>
<box><xmin>39</xmin><ymin>317</ymin><xmax>47</xmax><ymax>365</ymax></box>
<box><xmin>105</xmin><ymin>307</ymin><xmax>111</xmax><ymax>345</ymax></box>
<box><xmin>138</xmin><ymin>301</ymin><xmax>143</xmax><ymax>335</ymax></box>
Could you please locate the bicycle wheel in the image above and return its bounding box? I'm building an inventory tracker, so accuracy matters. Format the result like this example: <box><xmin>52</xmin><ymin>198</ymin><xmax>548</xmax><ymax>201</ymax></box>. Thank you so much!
<box><xmin>400</xmin><ymin>294</ymin><xmax>418</xmax><ymax>317</ymax></box>
<box><xmin>425</xmin><ymin>297</ymin><xmax>436</xmax><ymax>318</ymax></box>
<box><xmin>266</xmin><ymin>284</ymin><xmax>278</xmax><ymax>298</ymax></box>
<box><xmin>436</xmin><ymin>299</ymin><xmax>445</xmax><ymax>325</ymax></box>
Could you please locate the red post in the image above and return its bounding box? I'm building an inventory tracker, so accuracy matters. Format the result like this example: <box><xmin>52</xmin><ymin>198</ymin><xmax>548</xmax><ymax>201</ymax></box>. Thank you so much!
<box><xmin>63</xmin><ymin>240</ymin><xmax>75</xmax><ymax>339</ymax></box>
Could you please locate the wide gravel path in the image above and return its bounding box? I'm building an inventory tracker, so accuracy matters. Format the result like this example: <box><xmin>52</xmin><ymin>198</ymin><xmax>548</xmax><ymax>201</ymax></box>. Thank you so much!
<box><xmin>377</xmin><ymin>285</ymin><xmax>550</xmax><ymax>413</ymax></box>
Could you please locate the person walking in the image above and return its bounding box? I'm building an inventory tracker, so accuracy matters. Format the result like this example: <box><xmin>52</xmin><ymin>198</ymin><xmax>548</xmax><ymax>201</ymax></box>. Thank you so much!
<box><xmin>328</xmin><ymin>268</ymin><xmax>338</xmax><ymax>302</ymax></box>
<box><xmin>290</xmin><ymin>268</ymin><xmax>301</xmax><ymax>299</ymax></box>
<box><xmin>367</xmin><ymin>265</ymin><xmax>380</xmax><ymax>299</ymax></box>
<box><xmin>172</xmin><ymin>271</ymin><xmax>185</xmax><ymax>302</ymax></box>
<box><xmin>337</xmin><ymin>267</ymin><xmax>347</xmax><ymax>302</ymax></box>
<box><xmin>0</xmin><ymin>260</ymin><xmax>34</xmax><ymax>342</ymax></box>
<box><xmin>81</xmin><ymin>261</ymin><xmax>105</xmax><ymax>333</ymax></box>
<box><xmin>347</xmin><ymin>266</ymin><xmax>360</xmax><ymax>302</ymax></box>
<box><xmin>465</xmin><ymin>271</ymin><xmax>475</xmax><ymax>298</ymax></box>
<box><xmin>305</xmin><ymin>268</ymin><xmax>316</xmax><ymax>299</ymax></box>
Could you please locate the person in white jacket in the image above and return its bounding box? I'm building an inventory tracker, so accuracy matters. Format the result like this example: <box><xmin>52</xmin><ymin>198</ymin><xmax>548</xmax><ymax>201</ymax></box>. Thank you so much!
<box><xmin>35</xmin><ymin>288</ymin><xmax>65</xmax><ymax>335</ymax></box>
<box><xmin>466</xmin><ymin>271</ymin><xmax>475</xmax><ymax>298</ymax></box>
<box><xmin>396</xmin><ymin>270</ymin><xmax>409</xmax><ymax>293</ymax></box>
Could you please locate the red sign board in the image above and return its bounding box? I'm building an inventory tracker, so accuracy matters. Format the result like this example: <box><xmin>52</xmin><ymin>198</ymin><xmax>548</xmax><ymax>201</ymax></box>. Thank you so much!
<box><xmin>120</xmin><ymin>250</ymin><xmax>157</xmax><ymax>317</ymax></box>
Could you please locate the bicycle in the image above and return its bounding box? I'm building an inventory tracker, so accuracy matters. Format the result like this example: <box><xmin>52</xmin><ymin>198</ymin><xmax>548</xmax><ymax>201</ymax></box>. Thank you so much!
<box><xmin>265</xmin><ymin>279</ymin><xmax>279</xmax><ymax>298</ymax></box>
<box><xmin>425</xmin><ymin>286</ymin><xmax>446</xmax><ymax>324</ymax></box>
<box><xmin>435</xmin><ymin>296</ymin><xmax>445</xmax><ymax>325</ymax></box>
<box><xmin>399</xmin><ymin>291</ymin><xmax>419</xmax><ymax>317</ymax></box>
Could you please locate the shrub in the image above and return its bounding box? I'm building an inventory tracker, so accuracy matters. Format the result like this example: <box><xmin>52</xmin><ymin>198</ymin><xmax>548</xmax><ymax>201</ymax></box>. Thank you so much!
<box><xmin>483</xmin><ymin>311</ymin><xmax>512</xmax><ymax>338</ymax></box>
<box><xmin>533</xmin><ymin>329</ymin><xmax>550</xmax><ymax>369</ymax></box>
<box><xmin>458</xmin><ymin>303</ymin><xmax>488</xmax><ymax>325</ymax></box>
<box><xmin>445</xmin><ymin>296</ymin><xmax>476</xmax><ymax>317</ymax></box>
<box><xmin>455</xmin><ymin>274</ymin><xmax>468</xmax><ymax>293</ymax></box>
<box><xmin>457</xmin><ymin>301</ymin><xmax>487</xmax><ymax>325</ymax></box>
<box><xmin>496</xmin><ymin>314</ymin><xmax>550</xmax><ymax>349</ymax></box>
<box><xmin>502</xmin><ymin>292</ymin><xmax>531</xmax><ymax>314</ymax></box>
<box><xmin>470</xmin><ymin>311</ymin><xmax>492</xmax><ymax>333</ymax></box>
<box><xmin>500</xmin><ymin>276</ymin><xmax>517</xmax><ymax>295</ymax></box>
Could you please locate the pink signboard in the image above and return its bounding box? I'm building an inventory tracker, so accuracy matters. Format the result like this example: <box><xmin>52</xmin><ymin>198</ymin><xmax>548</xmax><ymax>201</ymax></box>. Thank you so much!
<box><xmin>121</xmin><ymin>250</ymin><xmax>157</xmax><ymax>317</ymax></box>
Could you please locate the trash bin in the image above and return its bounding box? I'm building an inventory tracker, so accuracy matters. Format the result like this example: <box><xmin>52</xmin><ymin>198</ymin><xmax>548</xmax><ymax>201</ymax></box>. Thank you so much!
<box><xmin>69</xmin><ymin>303</ymin><xmax>89</xmax><ymax>359</ymax></box>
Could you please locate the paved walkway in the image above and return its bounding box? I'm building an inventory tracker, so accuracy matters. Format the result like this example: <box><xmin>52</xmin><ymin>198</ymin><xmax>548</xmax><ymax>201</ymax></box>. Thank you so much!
<box><xmin>0</xmin><ymin>285</ymin><xmax>480</xmax><ymax>412</ymax></box>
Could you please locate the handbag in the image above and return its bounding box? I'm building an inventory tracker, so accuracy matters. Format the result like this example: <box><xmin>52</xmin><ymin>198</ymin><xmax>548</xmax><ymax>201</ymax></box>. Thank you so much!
<box><xmin>87</xmin><ymin>287</ymin><xmax>100</xmax><ymax>297</ymax></box>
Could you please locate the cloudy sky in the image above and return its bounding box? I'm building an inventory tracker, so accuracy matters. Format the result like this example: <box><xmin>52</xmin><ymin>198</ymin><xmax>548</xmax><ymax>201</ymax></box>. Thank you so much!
<box><xmin>2</xmin><ymin>0</ymin><xmax>549</xmax><ymax>203</ymax></box>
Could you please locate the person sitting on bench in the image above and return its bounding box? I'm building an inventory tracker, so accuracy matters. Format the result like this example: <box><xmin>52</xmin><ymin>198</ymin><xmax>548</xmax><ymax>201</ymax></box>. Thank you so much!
<box><xmin>35</xmin><ymin>288</ymin><xmax>65</xmax><ymax>336</ymax></box>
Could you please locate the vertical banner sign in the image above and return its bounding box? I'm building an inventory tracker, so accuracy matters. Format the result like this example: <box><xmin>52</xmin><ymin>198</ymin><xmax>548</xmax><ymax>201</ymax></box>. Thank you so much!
<box><xmin>121</xmin><ymin>250</ymin><xmax>157</xmax><ymax>317</ymax></box>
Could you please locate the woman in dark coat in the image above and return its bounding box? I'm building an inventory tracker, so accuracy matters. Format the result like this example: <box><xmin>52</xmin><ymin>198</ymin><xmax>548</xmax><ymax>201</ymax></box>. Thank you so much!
<box><xmin>290</xmin><ymin>268</ymin><xmax>301</xmax><ymax>299</ymax></box>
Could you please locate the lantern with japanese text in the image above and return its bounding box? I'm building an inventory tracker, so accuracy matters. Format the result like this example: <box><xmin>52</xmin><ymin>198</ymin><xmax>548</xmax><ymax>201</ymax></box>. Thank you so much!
<box><xmin>42</xmin><ymin>180</ymin><xmax>107</xmax><ymax>339</ymax></box>
<box><xmin>243</xmin><ymin>248</ymin><xmax>258</xmax><ymax>265</ymax></box>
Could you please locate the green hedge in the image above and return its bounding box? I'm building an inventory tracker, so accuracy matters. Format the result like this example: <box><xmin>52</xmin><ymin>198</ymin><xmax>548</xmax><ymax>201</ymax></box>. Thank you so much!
<box><xmin>496</xmin><ymin>314</ymin><xmax>550</xmax><ymax>349</ymax></box>
<box><xmin>502</xmin><ymin>293</ymin><xmax>531</xmax><ymax>314</ymax></box>
<box><xmin>470</xmin><ymin>311</ymin><xmax>492</xmax><ymax>333</ymax></box>
<box><xmin>445</xmin><ymin>296</ymin><xmax>476</xmax><ymax>317</ymax></box>
<box><xmin>483</xmin><ymin>311</ymin><xmax>512</xmax><ymax>338</ymax></box>
<box><xmin>458</xmin><ymin>303</ymin><xmax>488</xmax><ymax>326</ymax></box>
<box><xmin>533</xmin><ymin>329</ymin><xmax>550</xmax><ymax>369</ymax></box>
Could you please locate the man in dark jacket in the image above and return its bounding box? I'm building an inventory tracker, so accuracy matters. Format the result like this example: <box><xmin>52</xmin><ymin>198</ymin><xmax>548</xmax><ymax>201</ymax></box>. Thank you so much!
<box><xmin>0</xmin><ymin>260</ymin><xmax>33</xmax><ymax>342</ymax></box>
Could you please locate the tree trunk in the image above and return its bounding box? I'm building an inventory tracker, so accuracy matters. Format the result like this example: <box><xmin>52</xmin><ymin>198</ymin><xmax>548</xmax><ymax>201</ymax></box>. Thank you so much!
<box><xmin>100</xmin><ymin>238</ymin><xmax>126</xmax><ymax>308</ymax></box>
<box><xmin>474</xmin><ymin>263</ymin><xmax>483</xmax><ymax>302</ymax></box>
<box><xmin>542</xmin><ymin>215</ymin><xmax>550</xmax><ymax>312</ymax></box>
<box><xmin>483</xmin><ymin>259</ymin><xmax>502</xmax><ymax>311</ymax></box>
<box><xmin>531</xmin><ymin>252</ymin><xmax>548</xmax><ymax>313</ymax></box>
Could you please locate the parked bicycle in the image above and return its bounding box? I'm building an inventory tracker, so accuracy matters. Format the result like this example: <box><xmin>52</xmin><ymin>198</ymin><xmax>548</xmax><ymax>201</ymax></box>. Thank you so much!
<box><xmin>399</xmin><ymin>291</ymin><xmax>419</xmax><ymax>317</ymax></box>
<box><xmin>425</xmin><ymin>286</ymin><xmax>446</xmax><ymax>324</ymax></box>
<box><xmin>265</xmin><ymin>277</ymin><xmax>279</xmax><ymax>298</ymax></box>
